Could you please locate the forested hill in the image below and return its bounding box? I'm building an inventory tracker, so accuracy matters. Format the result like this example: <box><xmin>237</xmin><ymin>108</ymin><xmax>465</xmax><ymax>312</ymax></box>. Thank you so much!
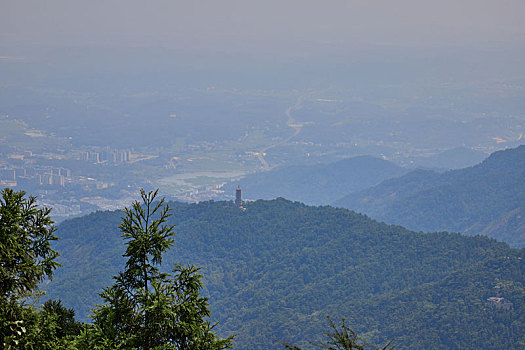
<box><xmin>221</xmin><ymin>155</ymin><xmax>408</xmax><ymax>205</ymax></box>
<box><xmin>46</xmin><ymin>199</ymin><xmax>525</xmax><ymax>349</ymax></box>
<box><xmin>335</xmin><ymin>145</ymin><xmax>525</xmax><ymax>247</ymax></box>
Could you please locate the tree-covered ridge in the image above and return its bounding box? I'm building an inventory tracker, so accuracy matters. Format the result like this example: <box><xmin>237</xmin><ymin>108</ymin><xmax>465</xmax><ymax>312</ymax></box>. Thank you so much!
<box><xmin>46</xmin><ymin>198</ymin><xmax>525</xmax><ymax>349</ymax></box>
<box><xmin>335</xmin><ymin>145</ymin><xmax>525</xmax><ymax>247</ymax></box>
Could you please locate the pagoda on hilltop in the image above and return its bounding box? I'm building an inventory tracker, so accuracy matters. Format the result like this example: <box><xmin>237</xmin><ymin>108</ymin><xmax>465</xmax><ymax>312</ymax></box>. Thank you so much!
<box><xmin>235</xmin><ymin>186</ymin><xmax>242</xmax><ymax>207</ymax></box>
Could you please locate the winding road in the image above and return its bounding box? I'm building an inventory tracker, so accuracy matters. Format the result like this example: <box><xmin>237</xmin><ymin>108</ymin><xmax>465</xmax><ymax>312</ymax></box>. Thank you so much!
<box><xmin>255</xmin><ymin>96</ymin><xmax>305</xmax><ymax>170</ymax></box>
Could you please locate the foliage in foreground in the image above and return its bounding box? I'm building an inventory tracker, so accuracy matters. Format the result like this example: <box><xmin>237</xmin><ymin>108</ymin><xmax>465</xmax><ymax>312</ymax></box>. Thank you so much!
<box><xmin>74</xmin><ymin>189</ymin><xmax>233</xmax><ymax>349</ymax></box>
<box><xmin>0</xmin><ymin>188</ymin><xmax>82</xmax><ymax>349</ymax></box>
<box><xmin>1</xmin><ymin>187</ymin><xmax>232</xmax><ymax>349</ymax></box>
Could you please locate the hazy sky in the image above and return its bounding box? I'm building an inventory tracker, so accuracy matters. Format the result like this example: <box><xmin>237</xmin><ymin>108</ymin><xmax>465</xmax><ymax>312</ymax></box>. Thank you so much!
<box><xmin>2</xmin><ymin>0</ymin><xmax>525</xmax><ymax>54</ymax></box>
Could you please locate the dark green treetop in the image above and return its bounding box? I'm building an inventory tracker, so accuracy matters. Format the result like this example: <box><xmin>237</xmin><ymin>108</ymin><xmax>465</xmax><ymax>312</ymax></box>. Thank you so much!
<box><xmin>0</xmin><ymin>188</ymin><xmax>82</xmax><ymax>349</ymax></box>
<box><xmin>0</xmin><ymin>187</ymin><xmax>59</xmax><ymax>300</ymax></box>
<box><xmin>282</xmin><ymin>317</ymin><xmax>394</xmax><ymax>350</ymax></box>
<box><xmin>0</xmin><ymin>188</ymin><xmax>60</xmax><ymax>348</ymax></box>
<box><xmin>80</xmin><ymin>189</ymin><xmax>233</xmax><ymax>349</ymax></box>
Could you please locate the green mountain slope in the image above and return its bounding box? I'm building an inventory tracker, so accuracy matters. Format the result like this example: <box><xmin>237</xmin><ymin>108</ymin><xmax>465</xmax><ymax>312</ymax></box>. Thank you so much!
<box><xmin>335</xmin><ymin>145</ymin><xmax>525</xmax><ymax>247</ymax></box>
<box><xmin>45</xmin><ymin>199</ymin><xmax>525</xmax><ymax>349</ymax></box>
<box><xmin>221</xmin><ymin>156</ymin><xmax>408</xmax><ymax>205</ymax></box>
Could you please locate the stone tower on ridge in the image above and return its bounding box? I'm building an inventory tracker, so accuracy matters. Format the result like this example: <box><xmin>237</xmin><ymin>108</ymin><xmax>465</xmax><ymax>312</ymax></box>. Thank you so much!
<box><xmin>235</xmin><ymin>186</ymin><xmax>242</xmax><ymax>207</ymax></box>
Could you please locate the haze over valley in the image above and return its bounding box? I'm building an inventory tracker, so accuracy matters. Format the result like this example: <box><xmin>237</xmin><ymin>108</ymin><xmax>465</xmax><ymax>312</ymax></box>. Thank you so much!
<box><xmin>1</xmin><ymin>44</ymin><xmax>524</xmax><ymax>219</ymax></box>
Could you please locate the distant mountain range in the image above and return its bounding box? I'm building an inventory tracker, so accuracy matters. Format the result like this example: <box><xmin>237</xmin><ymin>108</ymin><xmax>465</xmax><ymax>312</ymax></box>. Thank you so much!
<box><xmin>335</xmin><ymin>145</ymin><xmax>525</xmax><ymax>247</ymax></box>
<box><xmin>221</xmin><ymin>155</ymin><xmax>408</xmax><ymax>205</ymax></box>
<box><xmin>407</xmin><ymin>146</ymin><xmax>487</xmax><ymax>169</ymax></box>
<box><xmin>45</xmin><ymin>198</ymin><xmax>525</xmax><ymax>349</ymax></box>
